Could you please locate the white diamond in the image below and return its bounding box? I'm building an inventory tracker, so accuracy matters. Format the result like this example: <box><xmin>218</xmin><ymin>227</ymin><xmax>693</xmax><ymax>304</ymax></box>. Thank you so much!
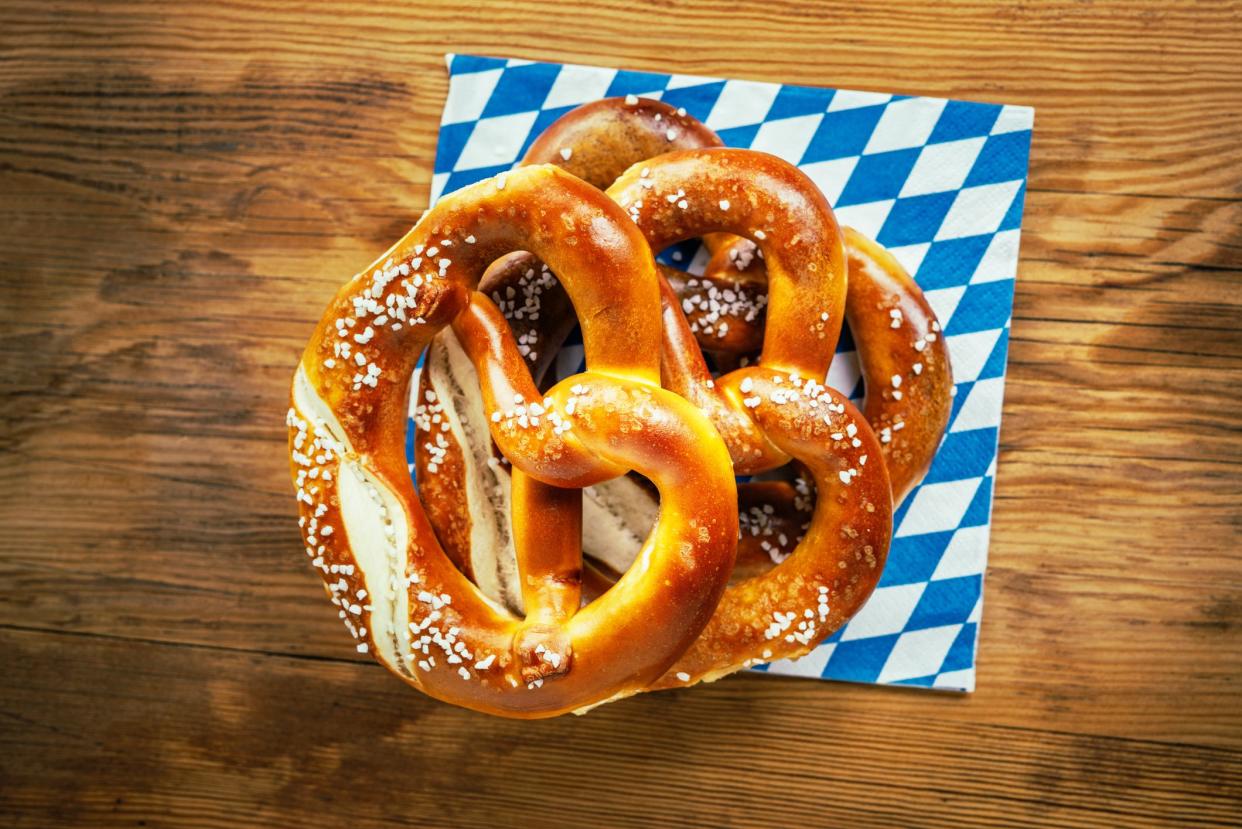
<box><xmin>840</xmin><ymin>583</ymin><xmax>927</xmax><ymax>641</ymax></box>
<box><xmin>705</xmin><ymin>79</ymin><xmax>781</xmax><ymax>130</ymax></box>
<box><xmin>796</xmin><ymin>157</ymin><xmax>859</xmax><ymax>206</ymax></box>
<box><xmin>944</xmin><ymin>328</ymin><xmax>1004</xmax><ymax>383</ymax></box>
<box><xmin>951</xmin><ymin>377</ymin><xmax>1006</xmax><ymax>433</ymax></box>
<box><xmin>863</xmin><ymin>97</ymin><xmax>948</xmax><ymax>155</ymax></box>
<box><xmin>827</xmin><ymin>89</ymin><xmax>892</xmax><ymax>112</ymax></box>
<box><xmin>896</xmin><ymin>478</ymin><xmax>983</xmax><ymax>537</ymax></box>
<box><xmin>877</xmin><ymin>624</ymin><xmax>962</xmax><ymax>683</ymax></box>
<box><xmin>833</xmin><ymin>200</ymin><xmax>895</xmax><ymax>240</ymax></box>
<box><xmin>935</xmin><ymin>180</ymin><xmax>1024</xmax><ymax>241</ymax></box>
<box><xmin>541</xmin><ymin>64</ymin><xmax>618</xmax><ymax>109</ymax></box>
<box><xmin>990</xmin><ymin>104</ymin><xmax>1034</xmax><ymax>135</ymax></box>
<box><xmin>970</xmin><ymin>229</ymin><xmax>1022</xmax><ymax>284</ymax></box>
<box><xmin>441</xmin><ymin>69</ymin><xmax>503</xmax><ymax>124</ymax></box>
<box><xmin>748</xmin><ymin>114</ymin><xmax>824</xmax><ymax>164</ymax></box>
<box><xmin>899</xmin><ymin>136</ymin><xmax>988</xmax><ymax>198</ymax></box>
<box><xmin>932</xmin><ymin>525</ymin><xmax>991</xmax><ymax>581</ymax></box>
<box><xmin>922</xmin><ymin>286</ymin><xmax>966</xmax><ymax>331</ymax></box>
<box><xmin>454</xmin><ymin>111</ymin><xmax>540</xmax><ymax>171</ymax></box>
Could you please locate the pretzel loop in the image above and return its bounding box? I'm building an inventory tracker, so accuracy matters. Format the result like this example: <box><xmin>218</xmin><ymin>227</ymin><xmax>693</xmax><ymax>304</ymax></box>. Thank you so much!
<box><xmin>288</xmin><ymin>165</ymin><xmax>738</xmax><ymax>717</ymax></box>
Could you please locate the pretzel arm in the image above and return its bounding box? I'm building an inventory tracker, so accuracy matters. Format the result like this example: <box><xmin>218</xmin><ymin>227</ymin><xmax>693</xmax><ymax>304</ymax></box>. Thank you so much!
<box><xmin>510</xmin><ymin>468</ymin><xmax>583</xmax><ymax>626</ymax></box>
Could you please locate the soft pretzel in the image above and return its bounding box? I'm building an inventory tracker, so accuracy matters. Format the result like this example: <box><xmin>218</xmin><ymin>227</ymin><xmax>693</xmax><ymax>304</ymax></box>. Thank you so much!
<box><xmin>288</xmin><ymin>164</ymin><xmax>740</xmax><ymax>717</ymax></box>
<box><xmin>605</xmin><ymin>148</ymin><xmax>893</xmax><ymax>684</ymax></box>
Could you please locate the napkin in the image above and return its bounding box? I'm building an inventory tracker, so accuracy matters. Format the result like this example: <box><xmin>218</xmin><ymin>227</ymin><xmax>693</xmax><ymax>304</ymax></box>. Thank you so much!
<box><xmin>410</xmin><ymin>53</ymin><xmax>1034</xmax><ymax>692</ymax></box>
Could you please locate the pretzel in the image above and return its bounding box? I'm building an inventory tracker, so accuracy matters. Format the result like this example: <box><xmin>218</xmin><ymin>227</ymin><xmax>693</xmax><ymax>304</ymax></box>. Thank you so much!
<box><xmin>418</xmin><ymin>150</ymin><xmax>892</xmax><ymax>685</ymax></box>
<box><xmin>287</xmin><ymin>164</ymin><xmax>740</xmax><ymax>718</ymax></box>
<box><xmin>604</xmin><ymin>148</ymin><xmax>893</xmax><ymax>683</ymax></box>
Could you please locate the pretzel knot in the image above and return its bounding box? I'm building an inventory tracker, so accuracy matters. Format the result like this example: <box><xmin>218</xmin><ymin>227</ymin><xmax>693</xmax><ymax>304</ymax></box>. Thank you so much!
<box><xmin>287</xmin><ymin>165</ymin><xmax>738</xmax><ymax>718</ymax></box>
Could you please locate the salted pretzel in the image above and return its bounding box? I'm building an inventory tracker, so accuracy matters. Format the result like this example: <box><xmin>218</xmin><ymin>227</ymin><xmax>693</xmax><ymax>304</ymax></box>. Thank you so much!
<box><xmin>606</xmin><ymin>148</ymin><xmax>893</xmax><ymax>684</ymax></box>
<box><xmin>288</xmin><ymin>165</ymin><xmax>740</xmax><ymax>717</ymax></box>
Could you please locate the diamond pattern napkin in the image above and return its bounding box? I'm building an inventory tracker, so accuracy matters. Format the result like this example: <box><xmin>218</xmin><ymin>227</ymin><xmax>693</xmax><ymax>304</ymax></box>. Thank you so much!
<box><xmin>409</xmin><ymin>54</ymin><xmax>1034</xmax><ymax>692</ymax></box>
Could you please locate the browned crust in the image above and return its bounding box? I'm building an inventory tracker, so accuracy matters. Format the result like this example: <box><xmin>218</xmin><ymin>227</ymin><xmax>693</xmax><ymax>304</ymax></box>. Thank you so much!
<box><xmin>389</xmin><ymin>98</ymin><xmax>949</xmax><ymax>701</ymax></box>
<box><xmin>843</xmin><ymin>228</ymin><xmax>954</xmax><ymax>505</ymax></box>
<box><xmin>434</xmin><ymin>141</ymin><xmax>889</xmax><ymax>688</ymax></box>
<box><xmin>523</xmin><ymin>96</ymin><xmax>721</xmax><ymax>189</ymax></box>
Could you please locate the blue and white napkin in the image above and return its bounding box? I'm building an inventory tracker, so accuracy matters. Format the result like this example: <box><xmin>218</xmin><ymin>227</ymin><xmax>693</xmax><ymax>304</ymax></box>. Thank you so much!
<box><xmin>411</xmin><ymin>54</ymin><xmax>1034</xmax><ymax>692</ymax></box>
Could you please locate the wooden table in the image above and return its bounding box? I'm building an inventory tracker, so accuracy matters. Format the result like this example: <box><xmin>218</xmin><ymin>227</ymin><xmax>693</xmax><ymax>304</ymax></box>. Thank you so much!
<box><xmin>2</xmin><ymin>1</ymin><xmax>1239</xmax><ymax>826</ymax></box>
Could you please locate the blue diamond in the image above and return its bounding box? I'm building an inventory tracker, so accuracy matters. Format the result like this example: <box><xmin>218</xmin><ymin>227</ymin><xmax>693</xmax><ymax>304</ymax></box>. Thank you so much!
<box><xmin>481</xmin><ymin>63</ymin><xmax>563</xmax><ymax>119</ymax></box>
<box><xmin>927</xmin><ymin>100</ymin><xmax>1001</xmax><ymax>144</ymax></box>
<box><xmin>824</xmin><ymin>635</ymin><xmax>899</xmax><ymax>683</ymax></box>
<box><xmin>800</xmin><ymin>105</ymin><xmax>887</xmax><ymax>163</ymax></box>
<box><xmin>837</xmin><ymin>148</ymin><xmax>922</xmax><ymax>206</ymax></box>
<box><xmin>907</xmin><ymin>576</ymin><xmax>981</xmax><ymax>630</ymax></box>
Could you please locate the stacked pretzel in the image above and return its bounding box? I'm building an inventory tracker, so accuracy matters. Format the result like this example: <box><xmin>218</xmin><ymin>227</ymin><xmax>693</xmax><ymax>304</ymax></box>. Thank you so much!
<box><xmin>287</xmin><ymin>97</ymin><xmax>952</xmax><ymax>718</ymax></box>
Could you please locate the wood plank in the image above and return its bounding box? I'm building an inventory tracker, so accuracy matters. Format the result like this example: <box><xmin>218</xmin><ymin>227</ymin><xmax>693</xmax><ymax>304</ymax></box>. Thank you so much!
<box><xmin>0</xmin><ymin>1</ymin><xmax>1240</xmax><ymax>201</ymax></box>
<box><xmin>2</xmin><ymin>627</ymin><xmax>1239</xmax><ymax>829</ymax></box>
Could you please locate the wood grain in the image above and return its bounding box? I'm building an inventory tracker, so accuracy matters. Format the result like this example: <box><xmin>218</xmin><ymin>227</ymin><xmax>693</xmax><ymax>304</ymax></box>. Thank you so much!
<box><xmin>2</xmin><ymin>0</ymin><xmax>1240</xmax><ymax>826</ymax></box>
